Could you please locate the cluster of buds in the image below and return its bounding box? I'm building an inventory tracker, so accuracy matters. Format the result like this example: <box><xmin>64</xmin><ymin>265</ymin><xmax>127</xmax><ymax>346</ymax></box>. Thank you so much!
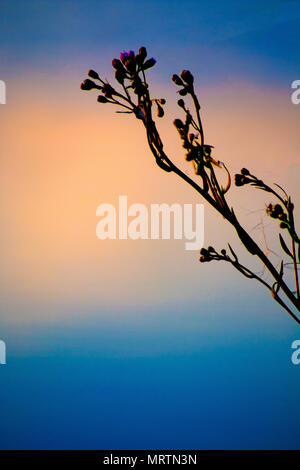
<box><xmin>199</xmin><ymin>246</ymin><xmax>220</xmax><ymax>263</ymax></box>
<box><xmin>112</xmin><ymin>47</ymin><xmax>156</xmax><ymax>94</ymax></box>
<box><xmin>234</xmin><ymin>168</ymin><xmax>252</xmax><ymax>187</ymax></box>
<box><xmin>266</xmin><ymin>203</ymin><xmax>288</xmax><ymax>228</ymax></box>
<box><xmin>81</xmin><ymin>47</ymin><xmax>166</xmax><ymax>118</ymax></box>
<box><xmin>171</xmin><ymin>70</ymin><xmax>194</xmax><ymax>96</ymax></box>
<box><xmin>173</xmin><ymin>115</ymin><xmax>201</xmax><ymax>164</ymax></box>
<box><xmin>172</xmin><ymin>78</ymin><xmax>216</xmax><ymax>177</ymax></box>
<box><xmin>81</xmin><ymin>72</ymin><xmax>117</xmax><ymax>103</ymax></box>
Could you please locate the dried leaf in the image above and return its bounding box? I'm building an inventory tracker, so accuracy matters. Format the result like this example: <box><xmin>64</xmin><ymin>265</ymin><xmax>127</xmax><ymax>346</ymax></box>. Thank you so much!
<box><xmin>279</xmin><ymin>234</ymin><xmax>293</xmax><ymax>258</ymax></box>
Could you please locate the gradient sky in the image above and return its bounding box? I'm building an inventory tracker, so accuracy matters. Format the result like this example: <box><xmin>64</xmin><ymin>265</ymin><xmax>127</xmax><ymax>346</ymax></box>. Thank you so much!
<box><xmin>0</xmin><ymin>0</ymin><xmax>299</xmax><ymax>449</ymax></box>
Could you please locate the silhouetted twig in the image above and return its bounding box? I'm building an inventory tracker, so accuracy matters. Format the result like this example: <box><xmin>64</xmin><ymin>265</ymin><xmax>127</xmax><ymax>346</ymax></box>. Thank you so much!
<box><xmin>81</xmin><ymin>47</ymin><xmax>300</xmax><ymax>324</ymax></box>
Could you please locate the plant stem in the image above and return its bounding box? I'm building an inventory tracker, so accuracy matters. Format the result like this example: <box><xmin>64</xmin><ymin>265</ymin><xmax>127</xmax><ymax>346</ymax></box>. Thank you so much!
<box><xmin>292</xmin><ymin>238</ymin><xmax>300</xmax><ymax>299</ymax></box>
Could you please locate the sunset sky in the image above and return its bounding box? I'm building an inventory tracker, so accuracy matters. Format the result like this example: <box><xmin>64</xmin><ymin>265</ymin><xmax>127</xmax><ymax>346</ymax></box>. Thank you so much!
<box><xmin>0</xmin><ymin>0</ymin><xmax>299</xmax><ymax>449</ymax></box>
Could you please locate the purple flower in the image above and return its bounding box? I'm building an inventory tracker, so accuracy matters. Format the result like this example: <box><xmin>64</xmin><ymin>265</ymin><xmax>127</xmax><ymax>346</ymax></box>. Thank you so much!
<box><xmin>120</xmin><ymin>50</ymin><xmax>135</xmax><ymax>63</ymax></box>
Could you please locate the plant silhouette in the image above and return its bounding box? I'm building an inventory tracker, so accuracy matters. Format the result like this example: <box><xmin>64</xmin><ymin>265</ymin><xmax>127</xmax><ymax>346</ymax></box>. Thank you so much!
<box><xmin>81</xmin><ymin>47</ymin><xmax>300</xmax><ymax>324</ymax></box>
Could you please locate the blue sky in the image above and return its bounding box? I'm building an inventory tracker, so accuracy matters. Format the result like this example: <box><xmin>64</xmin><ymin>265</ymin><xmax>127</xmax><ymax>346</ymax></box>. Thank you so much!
<box><xmin>1</xmin><ymin>0</ymin><xmax>300</xmax><ymax>86</ymax></box>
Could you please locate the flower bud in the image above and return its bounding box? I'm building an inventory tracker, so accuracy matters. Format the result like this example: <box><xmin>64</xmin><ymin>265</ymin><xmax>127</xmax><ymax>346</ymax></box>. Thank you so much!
<box><xmin>203</xmin><ymin>145</ymin><xmax>212</xmax><ymax>157</ymax></box>
<box><xmin>185</xmin><ymin>113</ymin><xmax>192</xmax><ymax>125</ymax></box>
<box><xmin>156</xmin><ymin>103</ymin><xmax>164</xmax><ymax>118</ymax></box>
<box><xmin>124</xmin><ymin>57</ymin><xmax>136</xmax><ymax>73</ymax></box>
<box><xmin>171</xmin><ymin>74</ymin><xmax>184</xmax><ymax>86</ymax></box>
<box><xmin>221</xmin><ymin>249</ymin><xmax>226</xmax><ymax>255</ymax></box>
<box><xmin>136</xmin><ymin>47</ymin><xmax>147</xmax><ymax>67</ymax></box>
<box><xmin>142</xmin><ymin>58</ymin><xmax>156</xmax><ymax>70</ymax></box>
<box><xmin>274</xmin><ymin>204</ymin><xmax>283</xmax><ymax>215</ymax></box>
<box><xmin>266</xmin><ymin>203</ymin><xmax>284</xmax><ymax>219</ymax></box>
<box><xmin>80</xmin><ymin>79</ymin><xmax>101</xmax><ymax>91</ymax></box>
<box><xmin>177</xmin><ymin>99</ymin><xmax>185</xmax><ymax>108</ymax></box>
<box><xmin>199</xmin><ymin>248</ymin><xmax>211</xmax><ymax>262</ymax></box>
<box><xmin>234</xmin><ymin>174</ymin><xmax>251</xmax><ymax>187</ymax></box>
<box><xmin>88</xmin><ymin>69</ymin><xmax>100</xmax><ymax>80</ymax></box>
<box><xmin>112</xmin><ymin>59</ymin><xmax>123</xmax><ymax>70</ymax></box>
<box><xmin>173</xmin><ymin>118</ymin><xmax>184</xmax><ymax>129</ymax></box>
<box><xmin>139</xmin><ymin>46</ymin><xmax>147</xmax><ymax>61</ymax></box>
<box><xmin>101</xmin><ymin>83</ymin><xmax>115</xmax><ymax>98</ymax></box>
<box><xmin>188</xmin><ymin>133</ymin><xmax>195</xmax><ymax>143</ymax></box>
<box><xmin>97</xmin><ymin>95</ymin><xmax>108</xmax><ymax>103</ymax></box>
<box><xmin>241</xmin><ymin>168</ymin><xmax>250</xmax><ymax>175</ymax></box>
<box><xmin>179</xmin><ymin>88</ymin><xmax>188</xmax><ymax>96</ymax></box>
<box><xmin>185</xmin><ymin>150</ymin><xmax>195</xmax><ymax>161</ymax></box>
<box><xmin>120</xmin><ymin>50</ymin><xmax>135</xmax><ymax>62</ymax></box>
<box><xmin>115</xmin><ymin>69</ymin><xmax>125</xmax><ymax>84</ymax></box>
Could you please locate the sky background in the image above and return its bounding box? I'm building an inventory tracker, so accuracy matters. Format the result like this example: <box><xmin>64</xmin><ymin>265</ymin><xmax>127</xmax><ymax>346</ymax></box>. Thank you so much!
<box><xmin>0</xmin><ymin>0</ymin><xmax>300</xmax><ymax>449</ymax></box>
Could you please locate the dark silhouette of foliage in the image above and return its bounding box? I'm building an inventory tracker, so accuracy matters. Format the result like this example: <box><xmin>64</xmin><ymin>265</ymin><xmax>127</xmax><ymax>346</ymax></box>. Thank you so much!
<box><xmin>81</xmin><ymin>47</ymin><xmax>300</xmax><ymax>324</ymax></box>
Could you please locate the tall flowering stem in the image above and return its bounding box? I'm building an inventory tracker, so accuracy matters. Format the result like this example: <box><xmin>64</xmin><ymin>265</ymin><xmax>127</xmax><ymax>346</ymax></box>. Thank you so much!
<box><xmin>81</xmin><ymin>47</ymin><xmax>300</xmax><ymax>324</ymax></box>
